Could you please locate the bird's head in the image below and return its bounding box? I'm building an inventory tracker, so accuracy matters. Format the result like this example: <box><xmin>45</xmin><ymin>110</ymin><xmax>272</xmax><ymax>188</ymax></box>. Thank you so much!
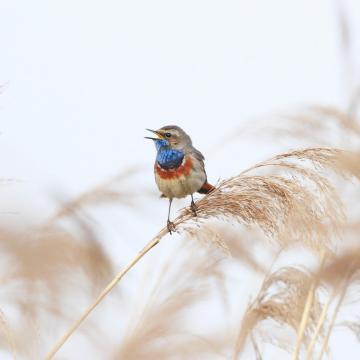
<box><xmin>145</xmin><ymin>125</ymin><xmax>192</xmax><ymax>151</ymax></box>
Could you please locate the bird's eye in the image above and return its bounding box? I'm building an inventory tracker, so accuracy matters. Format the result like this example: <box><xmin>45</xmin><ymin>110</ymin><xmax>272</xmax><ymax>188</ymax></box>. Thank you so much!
<box><xmin>165</xmin><ymin>132</ymin><xmax>172</xmax><ymax>138</ymax></box>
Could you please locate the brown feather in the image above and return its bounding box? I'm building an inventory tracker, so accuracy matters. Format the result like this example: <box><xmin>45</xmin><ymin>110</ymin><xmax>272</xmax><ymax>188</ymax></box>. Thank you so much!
<box><xmin>198</xmin><ymin>182</ymin><xmax>215</xmax><ymax>194</ymax></box>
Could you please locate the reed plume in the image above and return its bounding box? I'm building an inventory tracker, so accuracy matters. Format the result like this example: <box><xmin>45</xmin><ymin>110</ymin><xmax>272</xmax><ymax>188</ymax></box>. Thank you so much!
<box><xmin>45</xmin><ymin>146</ymin><xmax>355</xmax><ymax>358</ymax></box>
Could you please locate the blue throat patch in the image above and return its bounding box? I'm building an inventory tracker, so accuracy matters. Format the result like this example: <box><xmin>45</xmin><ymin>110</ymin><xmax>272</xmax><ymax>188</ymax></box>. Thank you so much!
<box><xmin>154</xmin><ymin>139</ymin><xmax>184</xmax><ymax>170</ymax></box>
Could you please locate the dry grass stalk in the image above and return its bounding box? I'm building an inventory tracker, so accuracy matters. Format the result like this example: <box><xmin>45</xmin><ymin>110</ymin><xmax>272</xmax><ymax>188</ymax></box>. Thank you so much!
<box><xmin>0</xmin><ymin>226</ymin><xmax>112</xmax><ymax>296</ymax></box>
<box><xmin>292</xmin><ymin>277</ymin><xmax>317</xmax><ymax>360</ymax></box>
<box><xmin>305</xmin><ymin>247</ymin><xmax>360</xmax><ymax>359</ymax></box>
<box><xmin>114</xmin><ymin>243</ymin><xmax>226</xmax><ymax>359</ymax></box>
<box><xmin>317</xmin><ymin>250</ymin><xmax>360</xmax><ymax>285</ymax></box>
<box><xmin>184</xmin><ymin>222</ymin><xmax>268</xmax><ymax>273</ymax></box>
<box><xmin>272</xmin><ymin>106</ymin><xmax>360</xmax><ymax>153</ymax></box>
<box><xmin>317</xmin><ymin>269</ymin><xmax>354</xmax><ymax>360</ymax></box>
<box><xmin>44</xmin><ymin>233</ymin><xmax>162</xmax><ymax>360</ymax></box>
<box><xmin>234</xmin><ymin>267</ymin><xmax>323</xmax><ymax>358</ymax></box>
<box><xmin>45</xmin><ymin>147</ymin><xmax>351</xmax><ymax>358</ymax></box>
<box><xmin>292</xmin><ymin>251</ymin><xmax>325</xmax><ymax>360</ymax></box>
<box><xmin>0</xmin><ymin>221</ymin><xmax>113</xmax><ymax>358</ymax></box>
<box><xmin>315</xmin><ymin>245</ymin><xmax>360</xmax><ymax>355</ymax></box>
<box><xmin>182</xmin><ymin>147</ymin><xmax>351</xmax><ymax>254</ymax></box>
<box><xmin>250</xmin><ymin>333</ymin><xmax>263</xmax><ymax>360</ymax></box>
<box><xmin>269</xmin><ymin>107</ymin><xmax>360</xmax><ymax>257</ymax></box>
<box><xmin>305</xmin><ymin>287</ymin><xmax>336</xmax><ymax>360</ymax></box>
<box><xmin>47</xmin><ymin>168</ymin><xmax>141</xmax><ymax>224</ymax></box>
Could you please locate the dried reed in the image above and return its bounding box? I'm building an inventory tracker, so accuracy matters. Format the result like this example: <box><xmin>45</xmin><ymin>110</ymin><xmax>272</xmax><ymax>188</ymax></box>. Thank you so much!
<box><xmin>45</xmin><ymin>147</ymin><xmax>353</xmax><ymax>358</ymax></box>
<box><xmin>114</xmin><ymin>243</ymin><xmax>227</xmax><ymax>359</ymax></box>
<box><xmin>234</xmin><ymin>266</ymin><xmax>323</xmax><ymax>358</ymax></box>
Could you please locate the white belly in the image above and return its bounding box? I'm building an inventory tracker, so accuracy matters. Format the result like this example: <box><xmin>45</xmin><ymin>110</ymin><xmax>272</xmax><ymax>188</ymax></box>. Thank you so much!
<box><xmin>155</xmin><ymin>169</ymin><xmax>206</xmax><ymax>199</ymax></box>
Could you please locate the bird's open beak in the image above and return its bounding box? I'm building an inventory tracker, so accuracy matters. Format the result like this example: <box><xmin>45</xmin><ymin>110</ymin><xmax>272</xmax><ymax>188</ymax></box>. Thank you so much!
<box><xmin>144</xmin><ymin>129</ymin><xmax>165</xmax><ymax>140</ymax></box>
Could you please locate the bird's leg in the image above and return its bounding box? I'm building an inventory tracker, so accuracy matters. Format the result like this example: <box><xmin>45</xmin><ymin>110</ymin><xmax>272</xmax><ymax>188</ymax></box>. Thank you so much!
<box><xmin>190</xmin><ymin>194</ymin><xmax>197</xmax><ymax>216</ymax></box>
<box><xmin>167</xmin><ymin>198</ymin><xmax>176</xmax><ymax>234</ymax></box>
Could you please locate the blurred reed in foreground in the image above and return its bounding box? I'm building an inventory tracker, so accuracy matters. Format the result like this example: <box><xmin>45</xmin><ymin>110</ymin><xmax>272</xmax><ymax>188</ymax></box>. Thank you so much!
<box><xmin>1</xmin><ymin>110</ymin><xmax>360</xmax><ymax>359</ymax></box>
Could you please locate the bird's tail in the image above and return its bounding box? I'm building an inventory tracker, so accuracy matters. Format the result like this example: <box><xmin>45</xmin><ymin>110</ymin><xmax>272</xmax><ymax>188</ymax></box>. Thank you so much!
<box><xmin>197</xmin><ymin>182</ymin><xmax>215</xmax><ymax>194</ymax></box>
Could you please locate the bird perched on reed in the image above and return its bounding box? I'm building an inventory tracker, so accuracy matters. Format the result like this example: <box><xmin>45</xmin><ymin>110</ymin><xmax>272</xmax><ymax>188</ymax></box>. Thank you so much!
<box><xmin>145</xmin><ymin>125</ymin><xmax>215</xmax><ymax>233</ymax></box>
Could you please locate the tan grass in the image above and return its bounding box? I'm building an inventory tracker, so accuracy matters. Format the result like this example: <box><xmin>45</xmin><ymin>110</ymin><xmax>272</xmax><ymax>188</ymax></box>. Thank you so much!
<box><xmin>0</xmin><ymin>221</ymin><xmax>113</xmax><ymax>358</ymax></box>
<box><xmin>2</xmin><ymin>3</ymin><xmax>360</xmax><ymax>357</ymax></box>
<box><xmin>44</xmin><ymin>147</ymin><xmax>352</xmax><ymax>358</ymax></box>
<box><xmin>271</xmin><ymin>106</ymin><xmax>360</xmax><ymax>153</ymax></box>
<box><xmin>114</xmin><ymin>243</ymin><xmax>227</xmax><ymax>359</ymax></box>
<box><xmin>47</xmin><ymin>168</ymin><xmax>141</xmax><ymax>224</ymax></box>
<box><xmin>234</xmin><ymin>266</ymin><xmax>323</xmax><ymax>358</ymax></box>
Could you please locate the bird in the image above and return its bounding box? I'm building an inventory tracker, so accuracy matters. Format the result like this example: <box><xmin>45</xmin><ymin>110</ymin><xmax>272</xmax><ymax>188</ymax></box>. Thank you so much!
<box><xmin>145</xmin><ymin>125</ymin><xmax>215</xmax><ymax>233</ymax></box>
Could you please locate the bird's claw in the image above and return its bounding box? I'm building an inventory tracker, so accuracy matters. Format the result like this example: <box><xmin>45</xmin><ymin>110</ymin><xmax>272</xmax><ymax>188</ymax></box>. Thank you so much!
<box><xmin>167</xmin><ymin>220</ymin><xmax>176</xmax><ymax>234</ymax></box>
<box><xmin>190</xmin><ymin>201</ymin><xmax>198</xmax><ymax>217</ymax></box>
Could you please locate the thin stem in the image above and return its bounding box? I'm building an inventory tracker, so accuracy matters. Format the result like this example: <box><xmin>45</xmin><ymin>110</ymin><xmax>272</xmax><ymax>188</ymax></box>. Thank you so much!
<box><xmin>292</xmin><ymin>251</ymin><xmax>325</xmax><ymax>360</ymax></box>
<box><xmin>45</xmin><ymin>197</ymin><xmax>195</xmax><ymax>359</ymax></box>
<box><xmin>292</xmin><ymin>282</ymin><xmax>316</xmax><ymax>360</ymax></box>
<box><xmin>317</xmin><ymin>268</ymin><xmax>353</xmax><ymax>360</ymax></box>
<box><xmin>305</xmin><ymin>284</ymin><xmax>339</xmax><ymax>360</ymax></box>
<box><xmin>44</xmin><ymin>230</ymin><xmax>166</xmax><ymax>359</ymax></box>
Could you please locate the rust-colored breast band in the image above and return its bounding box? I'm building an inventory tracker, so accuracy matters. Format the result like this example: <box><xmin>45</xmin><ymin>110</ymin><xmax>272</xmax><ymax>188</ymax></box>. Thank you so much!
<box><xmin>156</xmin><ymin>156</ymin><xmax>193</xmax><ymax>180</ymax></box>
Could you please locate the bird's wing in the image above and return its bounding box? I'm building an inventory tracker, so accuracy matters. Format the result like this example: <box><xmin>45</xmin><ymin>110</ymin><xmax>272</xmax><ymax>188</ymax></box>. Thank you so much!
<box><xmin>188</xmin><ymin>146</ymin><xmax>208</xmax><ymax>182</ymax></box>
<box><xmin>190</xmin><ymin>147</ymin><xmax>205</xmax><ymax>162</ymax></box>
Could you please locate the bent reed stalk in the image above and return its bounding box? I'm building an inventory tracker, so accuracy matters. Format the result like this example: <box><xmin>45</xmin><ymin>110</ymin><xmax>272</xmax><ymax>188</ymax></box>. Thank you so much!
<box><xmin>45</xmin><ymin>147</ymin><xmax>352</xmax><ymax>359</ymax></box>
<box><xmin>45</xmin><ymin>232</ymin><xmax>164</xmax><ymax>360</ymax></box>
